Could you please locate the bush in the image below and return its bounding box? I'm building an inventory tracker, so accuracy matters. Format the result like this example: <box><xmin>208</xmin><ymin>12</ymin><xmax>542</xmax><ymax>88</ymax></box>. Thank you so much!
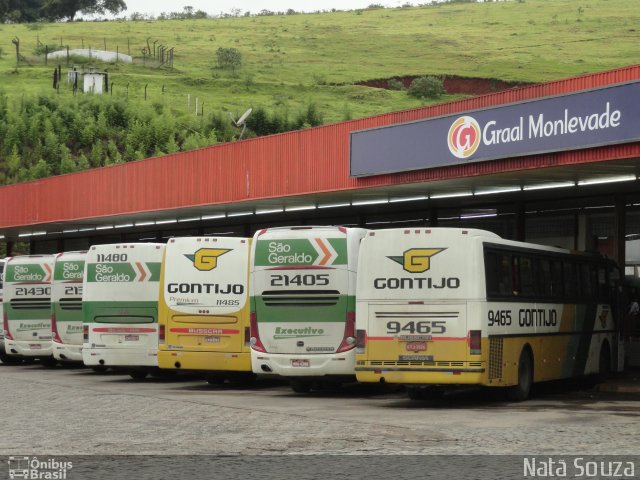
<box><xmin>215</xmin><ymin>47</ymin><xmax>242</xmax><ymax>73</ymax></box>
<box><xmin>407</xmin><ymin>76</ymin><xmax>445</xmax><ymax>100</ymax></box>
<box><xmin>388</xmin><ymin>78</ymin><xmax>405</xmax><ymax>91</ymax></box>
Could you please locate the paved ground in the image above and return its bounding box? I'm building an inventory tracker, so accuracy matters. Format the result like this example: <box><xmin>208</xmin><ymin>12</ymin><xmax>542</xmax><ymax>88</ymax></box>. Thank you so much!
<box><xmin>0</xmin><ymin>363</ymin><xmax>638</xmax><ymax>457</ymax></box>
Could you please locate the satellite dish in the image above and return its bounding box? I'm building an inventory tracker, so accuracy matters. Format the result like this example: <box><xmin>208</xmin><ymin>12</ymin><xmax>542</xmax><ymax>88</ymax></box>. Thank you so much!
<box><xmin>237</xmin><ymin>108</ymin><xmax>252</xmax><ymax>126</ymax></box>
<box><xmin>229</xmin><ymin>108</ymin><xmax>253</xmax><ymax>140</ymax></box>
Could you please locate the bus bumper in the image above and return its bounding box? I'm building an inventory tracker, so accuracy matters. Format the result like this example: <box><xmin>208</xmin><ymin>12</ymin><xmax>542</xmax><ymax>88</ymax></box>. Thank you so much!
<box><xmin>252</xmin><ymin>349</ymin><xmax>355</xmax><ymax>377</ymax></box>
<box><xmin>355</xmin><ymin>368</ymin><xmax>485</xmax><ymax>385</ymax></box>
<box><xmin>5</xmin><ymin>340</ymin><xmax>53</xmax><ymax>358</ymax></box>
<box><xmin>53</xmin><ymin>341</ymin><xmax>83</xmax><ymax>362</ymax></box>
<box><xmin>82</xmin><ymin>347</ymin><xmax>158</xmax><ymax>368</ymax></box>
<box><xmin>158</xmin><ymin>350</ymin><xmax>251</xmax><ymax>372</ymax></box>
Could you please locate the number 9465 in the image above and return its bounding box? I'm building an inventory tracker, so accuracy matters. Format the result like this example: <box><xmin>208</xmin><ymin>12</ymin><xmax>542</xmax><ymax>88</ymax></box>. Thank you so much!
<box><xmin>488</xmin><ymin>310</ymin><xmax>511</xmax><ymax>326</ymax></box>
<box><xmin>386</xmin><ymin>321</ymin><xmax>446</xmax><ymax>334</ymax></box>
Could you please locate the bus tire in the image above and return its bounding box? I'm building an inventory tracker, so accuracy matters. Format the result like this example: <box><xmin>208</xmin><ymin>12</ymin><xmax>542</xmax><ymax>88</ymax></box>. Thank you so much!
<box><xmin>597</xmin><ymin>341</ymin><xmax>611</xmax><ymax>383</ymax></box>
<box><xmin>129</xmin><ymin>370</ymin><xmax>148</xmax><ymax>380</ymax></box>
<box><xmin>507</xmin><ymin>348</ymin><xmax>533</xmax><ymax>402</ymax></box>
<box><xmin>290</xmin><ymin>380</ymin><xmax>311</xmax><ymax>393</ymax></box>
<box><xmin>0</xmin><ymin>352</ymin><xmax>22</xmax><ymax>365</ymax></box>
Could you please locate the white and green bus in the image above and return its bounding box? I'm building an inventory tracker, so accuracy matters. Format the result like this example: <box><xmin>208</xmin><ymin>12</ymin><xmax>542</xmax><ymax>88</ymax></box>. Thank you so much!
<box><xmin>250</xmin><ymin>226</ymin><xmax>367</xmax><ymax>392</ymax></box>
<box><xmin>51</xmin><ymin>251</ymin><xmax>86</xmax><ymax>363</ymax></box>
<box><xmin>82</xmin><ymin>243</ymin><xmax>165</xmax><ymax>379</ymax></box>
<box><xmin>0</xmin><ymin>258</ymin><xmax>14</xmax><ymax>364</ymax></box>
<box><xmin>354</xmin><ymin>228</ymin><xmax>624</xmax><ymax>401</ymax></box>
<box><xmin>3</xmin><ymin>255</ymin><xmax>56</xmax><ymax>365</ymax></box>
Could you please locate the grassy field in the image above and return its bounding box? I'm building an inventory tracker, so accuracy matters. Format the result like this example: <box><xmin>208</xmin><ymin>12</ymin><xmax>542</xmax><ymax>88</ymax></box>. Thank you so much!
<box><xmin>0</xmin><ymin>0</ymin><xmax>638</xmax><ymax>124</ymax></box>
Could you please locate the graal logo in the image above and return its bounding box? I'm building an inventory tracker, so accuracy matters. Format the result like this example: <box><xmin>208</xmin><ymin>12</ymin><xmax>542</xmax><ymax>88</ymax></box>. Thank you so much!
<box><xmin>448</xmin><ymin>115</ymin><xmax>480</xmax><ymax>159</ymax></box>
<box><xmin>184</xmin><ymin>248</ymin><xmax>231</xmax><ymax>271</ymax></box>
<box><xmin>8</xmin><ymin>456</ymin><xmax>73</xmax><ymax>479</ymax></box>
<box><xmin>387</xmin><ymin>248</ymin><xmax>445</xmax><ymax>273</ymax></box>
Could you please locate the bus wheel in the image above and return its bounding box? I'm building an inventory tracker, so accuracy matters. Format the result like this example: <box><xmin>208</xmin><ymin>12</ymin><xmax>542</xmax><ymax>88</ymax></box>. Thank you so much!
<box><xmin>290</xmin><ymin>380</ymin><xmax>311</xmax><ymax>393</ymax></box>
<box><xmin>129</xmin><ymin>370</ymin><xmax>148</xmax><ymax>380</ymax></box>
<box><xmin>507</xmin><ymin>349</ymin><xmax>533</xmax><ymax>402</ymax></box>
<box><xmin>91</xmin><ymin>366</ymin><xmax>108</xmax><ymax>373</ymax></box>
<box><xmin>597</xmin><ymin>342</ymin><xmax>611</xmax><ymax>383</ymax></box>
<box><xmin>0</xmin><ymin>353</ymin><xmax>22</xmax><ymax>365</ymax></box>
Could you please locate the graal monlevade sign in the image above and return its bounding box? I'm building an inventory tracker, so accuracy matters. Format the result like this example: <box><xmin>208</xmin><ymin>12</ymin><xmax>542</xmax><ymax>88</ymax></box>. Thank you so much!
<box><xmin>349</xmin><ymin>80</ymin><xmax>640</xmax><ymax>177</ymax></box>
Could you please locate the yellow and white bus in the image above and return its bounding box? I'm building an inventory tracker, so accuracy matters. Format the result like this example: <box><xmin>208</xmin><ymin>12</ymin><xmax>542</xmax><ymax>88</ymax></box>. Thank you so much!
<box><xmin>158</xmin><ymin>236</ymin><xmax>252</xmax><ymax>383</ymax></box>
<box><xmin>82</xmin><ymin>243</ymin><xmax>165</xmax><ymax>379</ymax></box>
<box><xmin>3</xmin><ymin>255</ymin><xmax>56</xmax><ymax>365</ymax></box>
<box><xmin>250</xmin><ymin>226</ymin><xmax>367</xmax><ymax>392</ymax></box>
<box><xmin>355</xmin><ymin>228</ymin><xmax>624</xmax><ymax>401</ymax></box>
<box><xmin>51</xmin><ymin>251</ymin><xmax>86</xmax><ymax>363</ymax></box>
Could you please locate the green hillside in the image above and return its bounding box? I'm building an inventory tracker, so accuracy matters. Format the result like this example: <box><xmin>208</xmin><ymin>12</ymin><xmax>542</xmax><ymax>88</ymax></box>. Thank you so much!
<box><xmin>3</xmin><ymin>0</ymin><xmax>639</xmax><ymax>118</ymax></box>
<box><xmin>0</xmin><ymin>0</ymin><xmax>638</xmax><ymax>183</ymax></box>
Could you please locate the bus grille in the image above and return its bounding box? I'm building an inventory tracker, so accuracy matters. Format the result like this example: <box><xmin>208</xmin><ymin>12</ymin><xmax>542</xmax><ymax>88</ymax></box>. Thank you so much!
<box><xmin>489</xmin><ymin>336</ymin><xmax>503</xmax><ymax>380</ymax></box>
<box><xmin>261</xmin><ymin>290</ymin><xmax>340</xmax><ymax>307</ymax></box>
<box><xmin>10</xmin><ymin>299</ymin><xmax>51</xmax><ymax>310</ymax></box>
<box><xmin>60</xmin><ymin>298</ymin><xmax>82</xmax><ymax>311</ymax></box>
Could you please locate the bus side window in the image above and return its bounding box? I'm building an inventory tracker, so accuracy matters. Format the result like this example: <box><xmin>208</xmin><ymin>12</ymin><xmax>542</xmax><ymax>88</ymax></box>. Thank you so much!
<box><xmin>580</xmin><ymin>263</ymin><xmax>593</xmax><ymax>299</ymax></box>
<box><xmin>511</xmin><ymin>255</ymin><xmax>520</xmax><ymax>296</ymax></box>
<box><xmin>484</xmin><ymin>251</ymin><xmax>499</xmax><ymax>297</ymax></box>
<box><xmin>551</xmin><ymin>259</ymin><xmax>563</xmax><ymax>298</ymax></box>
<box><xmin>519</xmin><ymin>256</ymin><xmax>536</xmax><ymax>297</ymax></box>
<box><xmin>563</xmin><ymin>261</ymin><xmax>577</xmax><ymax>298</ymax></box>
<box><xmin>484</xmin><ymin>251</ymin><xmax>512</xmax><ymax>297</ymax></box>
<box><xmin>498</xmin><ymin>254</ymin><xmax>512</xmax><ymax>296</ymax></box>
<box><xmin>539</xmin><ymin>258</ymin><xmax>553</xmax><ymax>299</ymax></box>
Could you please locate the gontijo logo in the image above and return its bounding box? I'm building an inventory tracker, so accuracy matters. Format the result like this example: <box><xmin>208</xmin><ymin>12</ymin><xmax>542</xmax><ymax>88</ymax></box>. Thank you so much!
<box><xmin>447</xmin><ymin>116</ymin><xmax>480</xmax><ymax>159</ymax></box>
<box><xmin>184</xmin><ymin>248</ymin><xmax>231</xmax><ymax>271</ymax></box>
<box><xmin>387</xmin><ymin>248</ymin><xmax>445</xmax><ymax>273</ymax></box>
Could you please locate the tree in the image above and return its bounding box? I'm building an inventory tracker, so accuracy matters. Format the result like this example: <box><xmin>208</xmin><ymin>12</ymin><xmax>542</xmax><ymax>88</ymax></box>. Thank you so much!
<box><xmin>41</xmin><ymin>0</ymin><xmax>127</xmax><ymax>22</ymax></box>
<box><xmin>215</xmin><ymin>47</ymin><xmax>242</xmax><ymax>74</ymax></box>
<box><xmin>0</xmin><ymin>0</ymin><xmax>42</xmax><ymax>22</ymax></box>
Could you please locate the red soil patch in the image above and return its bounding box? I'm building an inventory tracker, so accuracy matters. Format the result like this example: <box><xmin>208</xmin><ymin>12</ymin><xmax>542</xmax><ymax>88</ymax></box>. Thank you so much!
<box><xmin>356</xmin><ymin>75</ymin><xmax>530</xmax><ymax>95</ymax></box>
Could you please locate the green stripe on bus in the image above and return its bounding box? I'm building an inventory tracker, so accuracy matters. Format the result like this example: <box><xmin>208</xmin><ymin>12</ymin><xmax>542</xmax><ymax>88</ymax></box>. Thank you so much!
<box><xmin>253</xmin><ymin>238</ymin><xmax>347</xmax><ymax>267</ymax></box>
<box><xmin>53</xmin><ymin>261</ymin><xmax>85</xmax><ymax>281</ymax></box>
<box><xmin>5</xmin><ymin>264</ymin><xmax>47</xmax><ymax>282</ymax></box>
<box><xmin>83</xmin><ymin>300</ymin><xmax>158</xmax><ymax>323</ymax></box>
<box><xmin>5</xmin><ymin>309</ymin><xmax>51</xmax><ymax>321</ymax></box>
<box><xmin>52</xmin><ymin>304</ymin><xmax>83</xmax><ymax>322</ymax></box>
<box><xmin>86</xmin><ymin>263</ymin><xmax>161</xmax><ymax>282</ymax></box>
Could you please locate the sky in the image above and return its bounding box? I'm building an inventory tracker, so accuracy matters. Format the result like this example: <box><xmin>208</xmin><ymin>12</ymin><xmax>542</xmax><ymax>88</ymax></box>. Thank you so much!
<box><xmin>118</xmin><ymin>0</ymin><xmax>404</xmax><ymax>17</ymax></box>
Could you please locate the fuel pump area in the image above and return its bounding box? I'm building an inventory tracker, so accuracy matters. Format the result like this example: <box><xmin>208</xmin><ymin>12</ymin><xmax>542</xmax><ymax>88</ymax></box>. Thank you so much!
<box><xmin>2</xmin><ymin>65</ymin><xmax>640</xmax><ymax>378</ymax></box>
